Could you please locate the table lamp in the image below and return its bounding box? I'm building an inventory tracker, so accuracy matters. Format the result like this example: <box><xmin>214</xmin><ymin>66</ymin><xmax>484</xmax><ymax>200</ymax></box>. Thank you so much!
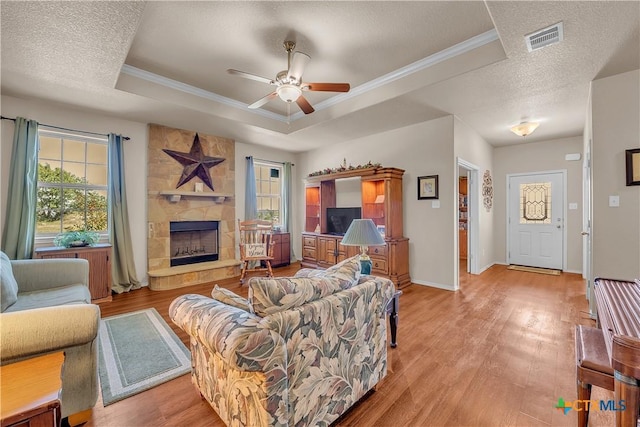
<box><xmin>340</xmin><ymin>219</ymin><xmax>386</xmax><ymax>274</ymax></box>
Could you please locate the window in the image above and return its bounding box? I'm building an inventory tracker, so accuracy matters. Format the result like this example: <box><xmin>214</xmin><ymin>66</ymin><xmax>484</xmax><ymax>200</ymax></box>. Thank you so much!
<box><xmin>519</xmin><ymin>182</ymin><xmax>551</xmax><ymax>224</ymax></box>
<box><xmin>36</xmin><ymin>129</ymin><xmax>109</xmax><ymax>237</ymax></box>
<box><xmin>254</xmin><ymin>161</ymin><xmax>282</xmax><ymax>225</ymax></box>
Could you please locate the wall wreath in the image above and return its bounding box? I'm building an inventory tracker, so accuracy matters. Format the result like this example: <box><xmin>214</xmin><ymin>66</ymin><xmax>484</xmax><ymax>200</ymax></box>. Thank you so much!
<box><xmin>482</xmin><ymin>170</ymin><xmax>493</xmax><ymax>212</ymax></box>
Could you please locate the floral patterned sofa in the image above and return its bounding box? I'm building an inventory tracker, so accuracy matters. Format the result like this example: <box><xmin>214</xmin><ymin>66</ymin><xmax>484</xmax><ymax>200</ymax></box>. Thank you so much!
<box><xmin>169</xmin><ymin>256</ymin><xmax>396</xmax><ymax>427</ymax></box>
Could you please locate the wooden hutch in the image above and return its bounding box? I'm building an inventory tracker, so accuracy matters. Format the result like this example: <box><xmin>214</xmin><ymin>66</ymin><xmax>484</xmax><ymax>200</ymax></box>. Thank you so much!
<box><xmin>301</xmin><ymin>167</ymin><xmax>410</xmax><ymax>288</ymax></box>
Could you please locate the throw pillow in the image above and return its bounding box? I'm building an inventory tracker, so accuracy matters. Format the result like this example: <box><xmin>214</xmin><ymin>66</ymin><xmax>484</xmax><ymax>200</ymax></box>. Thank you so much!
<box><xmin>0</xmin><ymin>251</ymin><xmax>18</xmax><ymax>312</ymax></box>
<box><xmin>211</xmin><ymin>285</ymin><xmax>252</xmax><ymax>313</ymax></box>
<box><xmin>293</xmin><ymin>256</ymin><xmax>362</xmax><ymax>288</ymax></box>
<box><xmin>322</xmin><ymin>255</ymin><xmax>362</xmax><ymax>288</ymax></box>
<box><xmin>249</xmin><ymin>275</ymin><xmax>344</xmax><ymax>317</ymax></box>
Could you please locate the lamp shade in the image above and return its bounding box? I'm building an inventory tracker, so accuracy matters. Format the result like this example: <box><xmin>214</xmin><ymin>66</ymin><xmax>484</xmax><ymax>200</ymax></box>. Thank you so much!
<box><xmin>341</xmin><ymin>219</ymin><xmax>385</xmax><ymax>247</ymax></box>
<box><xmin>509</xmin><ymin>121</ymin><xmax>539</xmax><ymax>137</ymax></box>
<box><xmin>277</xmin><ymin>84</ymin><xmax>302</xmax><ymax>103</ymax></box>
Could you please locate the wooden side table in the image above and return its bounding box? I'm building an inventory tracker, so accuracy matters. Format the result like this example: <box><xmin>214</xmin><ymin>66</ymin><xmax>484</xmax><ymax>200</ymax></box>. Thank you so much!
<box><xmin>1</xmin><ymin>352</ymin><xmax>64</xmax><ymax>427</ymax></box>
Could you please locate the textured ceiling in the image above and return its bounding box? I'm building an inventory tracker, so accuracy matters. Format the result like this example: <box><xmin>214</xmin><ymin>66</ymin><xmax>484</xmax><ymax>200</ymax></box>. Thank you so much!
<box><xmin>1</xmin><ymin>1</ymin><xmax>639</xmax><ymax>152</ymax></box>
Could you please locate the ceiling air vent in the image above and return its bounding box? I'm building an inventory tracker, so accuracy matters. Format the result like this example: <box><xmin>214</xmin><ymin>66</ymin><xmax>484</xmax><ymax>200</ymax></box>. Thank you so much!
<box><xmin>525</xmin><ymin>22</ymin><xmax>564</xmax><ymax>52</ymax></box>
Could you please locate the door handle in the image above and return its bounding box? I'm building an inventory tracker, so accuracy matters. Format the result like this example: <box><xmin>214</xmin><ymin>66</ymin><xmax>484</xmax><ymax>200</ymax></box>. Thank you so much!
<box><xmin>581</xmin><ymin>231</ymin><xmax>589</xmax><ymax>235</ymax></box>
<box><xmin>557</xmin><ymin>225</ymin><xmax>561</xmax><ymax>229</ymax></box>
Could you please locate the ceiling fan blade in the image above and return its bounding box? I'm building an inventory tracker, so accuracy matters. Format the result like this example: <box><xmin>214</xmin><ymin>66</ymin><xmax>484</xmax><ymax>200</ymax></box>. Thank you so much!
<box><xmin>248</xmin><ymin>92</ymin><xmax>278</xmax><ymax>109</ymax></box>
<box><xmin>296</xmin><ymin>95</ymin><xmax>315</xmax><ymax>114</ymax></box>
<box><xmin>287</xmin><ymin>52</ymin><xmax>311</xmax><ymax>81</ymax></box>
<box><xmin>304</xmin><ymin>82</ymin><xmax>350</xmax><ymax>92</ymax></box>
<box><xmin>227</xmin><ymin>69</ymin><xmax>273</xmax><ymax>85</ymax></box>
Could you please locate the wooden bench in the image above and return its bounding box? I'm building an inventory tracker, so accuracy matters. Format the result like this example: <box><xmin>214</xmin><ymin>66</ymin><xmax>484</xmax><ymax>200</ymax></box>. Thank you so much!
<box><xmin>575</xmin><ymin>324</ymin><xmax>614</xmax><ymax>427</ymax></box>
<box><xmin>593</xmin><ymin>277</ymin><xmax>640</xmax><ymax>427</ymax></box>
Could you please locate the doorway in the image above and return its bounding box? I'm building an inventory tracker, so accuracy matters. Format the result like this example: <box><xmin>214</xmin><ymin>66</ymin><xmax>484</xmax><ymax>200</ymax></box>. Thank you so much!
<box><xmin>507</xmin><ymin>171</ymin><xmax>566</xmax><ymax>270</ymax></box>
<box><xmin>457</xmin><ymin>158</ymin><xmax>479</xmax><ymax>289</ymax></box>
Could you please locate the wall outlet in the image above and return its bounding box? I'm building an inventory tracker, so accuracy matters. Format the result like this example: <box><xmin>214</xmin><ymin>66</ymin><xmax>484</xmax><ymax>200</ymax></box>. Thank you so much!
<box><xmin>569</xmin><ymin>203</ymin><xmax>578</xmax><ymax>210</ymax></box>
<box><xmin>432</xmin><ymin>200</ymin><xmax>440</xmax><ymax>208</ymax></box>
<box><xmin>148</xmin><ymin>223</ymin><xmax>154</xmax><ymax>238</ymax></box>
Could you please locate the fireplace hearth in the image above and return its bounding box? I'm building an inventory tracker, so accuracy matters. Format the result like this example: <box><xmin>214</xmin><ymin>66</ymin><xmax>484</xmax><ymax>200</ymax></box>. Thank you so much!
<box><xmin>169</xmin><ymin>221</ymin><xmax>219</xmax><ymax>267</ymax></box>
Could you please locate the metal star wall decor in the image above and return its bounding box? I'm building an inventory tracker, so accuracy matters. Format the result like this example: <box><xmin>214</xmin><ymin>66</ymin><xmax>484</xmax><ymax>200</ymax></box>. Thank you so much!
<box><xmin>163</xmin><ymin>133</ymin><xmax>225</xmax><ymax>191</ymax></box>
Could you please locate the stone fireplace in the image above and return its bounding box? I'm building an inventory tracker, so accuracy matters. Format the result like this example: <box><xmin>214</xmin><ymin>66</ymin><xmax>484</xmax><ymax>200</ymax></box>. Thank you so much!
<box><xmin>147</xmin><ymin>124</ymin><xmax>239</xmax><ymax>290</ymax></box>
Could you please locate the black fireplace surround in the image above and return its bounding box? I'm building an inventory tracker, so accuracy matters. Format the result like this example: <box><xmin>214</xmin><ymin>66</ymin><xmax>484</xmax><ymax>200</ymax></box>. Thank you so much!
<box><xmin>169</xmin><ymin>220</ymin><xmax>219</xmax><ymax>267</ymax></box>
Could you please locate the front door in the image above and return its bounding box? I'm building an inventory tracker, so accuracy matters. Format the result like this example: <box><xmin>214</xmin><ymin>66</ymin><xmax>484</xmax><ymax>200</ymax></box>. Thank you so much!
<box><xmin>508</xmin><ymin>171</ymin><xmax>564</xmax><ymax>270</ymax></box>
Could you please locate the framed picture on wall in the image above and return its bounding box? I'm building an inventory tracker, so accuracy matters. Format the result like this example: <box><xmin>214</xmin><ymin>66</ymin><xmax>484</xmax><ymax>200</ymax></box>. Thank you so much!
<box><xmin>626</xmin><ymin>148</ymin><xmax>640</xmax><ymax>186</ymax></box>
<box><xmin>418</xmin><ymin>175</ymin><xmax>439</xmax><ymax>200</ymax></box>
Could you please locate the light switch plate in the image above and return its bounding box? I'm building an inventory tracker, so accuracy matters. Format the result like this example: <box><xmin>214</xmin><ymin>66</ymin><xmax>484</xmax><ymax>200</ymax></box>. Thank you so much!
<box><xmin>432</xmin><ymin>200</ymin><xmax>440</xmax><ymax>208</ymax></box>
<box><xmin>569</xmin><ymin>203</ymin><xmax>578</xmax><ymax>210</ymax></box>
<box><xmin>609</xmin><ymin>195</ymin><xmax>620</xmax><ymax>207</ymax></box>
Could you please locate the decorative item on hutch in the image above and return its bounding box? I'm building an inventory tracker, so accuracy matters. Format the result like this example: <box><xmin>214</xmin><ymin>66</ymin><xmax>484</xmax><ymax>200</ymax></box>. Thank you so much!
<box><xmin>483</xmin><ymin>170</ymin><xmax>493</xmax><ymax>212</ymax></box>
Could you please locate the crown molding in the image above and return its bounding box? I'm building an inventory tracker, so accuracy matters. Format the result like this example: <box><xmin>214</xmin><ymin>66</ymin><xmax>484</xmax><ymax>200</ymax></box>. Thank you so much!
<box><xmin>120</xmin><ymin>29</ymin><xmax>499</xmax><ymax>123</ymax></box>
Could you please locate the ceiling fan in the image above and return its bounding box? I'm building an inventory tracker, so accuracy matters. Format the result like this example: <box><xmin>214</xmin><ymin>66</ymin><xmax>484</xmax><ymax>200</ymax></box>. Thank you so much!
<box><xmin>227</xmin><ymin>41</ymin><xmax>350</xmax><ymax>115</ymax></box>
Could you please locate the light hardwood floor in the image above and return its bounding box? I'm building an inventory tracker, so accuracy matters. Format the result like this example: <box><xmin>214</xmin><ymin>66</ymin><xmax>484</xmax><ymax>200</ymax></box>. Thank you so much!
<box><xmin>87</xmin><ymin>264</ymin><xmax>614</xmax><ymax>427</ymax></box>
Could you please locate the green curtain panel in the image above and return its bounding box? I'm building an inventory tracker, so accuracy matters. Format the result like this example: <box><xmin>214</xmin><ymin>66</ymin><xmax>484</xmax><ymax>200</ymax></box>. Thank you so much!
<box><xmin>1</xmin><ymin>117</ymin><xmax>39</xmax><ymax>259</ymax></box>
<box><xmin>282</xmin><ymin>161</ymin><xmax>295</xmax><ymax>260</ymax></box>
<box><xmin>245</xmin><ymin>156</ymin><xmax>258</xmax><ymax>220</ymax></box>
<box><xmin>108</xmin><ymin>134</ymin><xmax>141</xmax><ymax>293</ymax></box>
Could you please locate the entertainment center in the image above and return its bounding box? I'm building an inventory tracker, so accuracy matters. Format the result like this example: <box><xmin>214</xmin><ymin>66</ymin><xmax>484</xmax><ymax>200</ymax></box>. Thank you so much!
<box><xmin>301</xmin><ymin>166</ymin><xmax>410</xmax><ymax>288</ymax></box>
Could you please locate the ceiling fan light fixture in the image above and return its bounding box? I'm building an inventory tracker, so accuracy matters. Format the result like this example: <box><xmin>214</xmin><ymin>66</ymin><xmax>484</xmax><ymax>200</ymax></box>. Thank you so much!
<box><xmin>277</xmin><ymin>84</ymin><xmax>302</xmax><ymax>103</ymax></box>
<box><xmin>510</xmin><ymin>121</ymin><xmax>539</xmax><ymax>137</ymax></box>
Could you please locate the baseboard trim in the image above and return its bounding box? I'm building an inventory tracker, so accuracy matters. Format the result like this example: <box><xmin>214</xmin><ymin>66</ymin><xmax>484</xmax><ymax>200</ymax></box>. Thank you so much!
<box><xmin>411</xmin><ymin>279</ymin><xmax>455</xmax><ymax>292</ymax></box>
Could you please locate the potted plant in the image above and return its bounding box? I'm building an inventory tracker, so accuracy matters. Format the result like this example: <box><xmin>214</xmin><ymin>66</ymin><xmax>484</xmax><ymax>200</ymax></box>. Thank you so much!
<box><xmin>53</xmin><ymin>230</ymin><xmax>100</xmax><ymax>248</ymax></box>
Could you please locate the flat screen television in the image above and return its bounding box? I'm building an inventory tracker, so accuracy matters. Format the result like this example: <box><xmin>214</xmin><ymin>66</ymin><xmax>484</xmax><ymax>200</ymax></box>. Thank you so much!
<box><xmin>326</xmin><ymin>207</ymin><xmax>361</xmax><ymax>235</ymax></box>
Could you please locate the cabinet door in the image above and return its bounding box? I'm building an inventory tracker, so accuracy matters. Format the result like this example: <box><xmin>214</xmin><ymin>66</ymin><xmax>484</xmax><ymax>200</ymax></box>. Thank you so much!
<box><xmin>337</xmin><ymin>242</ymin><xmax>359</xmax><ymax>263</ymax></box>
<box><xmin>317</xmin><ymin>237</ymin><xmax>337</xmax><ymax>267</ymax></box>
<box><xmin>271</xmin><ymin>234</ymin><xmax>282</xmax><ymax>265</ymax></box>
<box><xmin>79</xmin><ymin>248</ymin><xmax>111</xmax><ymax>300</ymax></box>
<box><xmin>281</xmin><ymin>234</ymin><xmax>290</xmax><ymax>265</ymax></box>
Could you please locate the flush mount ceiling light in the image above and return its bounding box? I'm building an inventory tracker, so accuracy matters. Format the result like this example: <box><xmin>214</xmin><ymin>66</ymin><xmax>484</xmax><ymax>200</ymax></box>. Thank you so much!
<box><xmin>510</xmin><ymin>121</ymin><xmax>539</xmax><ymax>137</ymax></box>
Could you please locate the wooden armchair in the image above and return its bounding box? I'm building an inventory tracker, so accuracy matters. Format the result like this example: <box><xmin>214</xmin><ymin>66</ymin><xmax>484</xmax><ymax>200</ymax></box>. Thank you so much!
<box><xmin>238</xmin><ymin>219</ymin><xmax>276</xmax><ymax>283</ymax></box>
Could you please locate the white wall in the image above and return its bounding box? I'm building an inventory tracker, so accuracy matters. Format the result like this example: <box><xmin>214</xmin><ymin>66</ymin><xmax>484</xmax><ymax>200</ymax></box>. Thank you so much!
<box><xmin>298</xmin><ymin>116</ymin><xmax>457</xmax><ymax>289</ymax></box>
<box><xmin>591</xmin><ymin>69</ymin><xmax>640</xmax><ymax>279</ymax></box>
<box><xmin>335</xmin><ymin>177</ymin><xmax>362</xmax><ymax>208</ymax></box>
<box><xmin>1</xmin><ymin>95</ymin><xmax>149</xmax><ymax>283</ymax></box>
<box><xmin>453</xmin><ymin>117</ymin><xmax>495</xmax><ymax>275</ymax></box>
<box><xmin>492</xmin><ymin>136</ymin><xmax>584</xmax><ymax>273</ymax></box>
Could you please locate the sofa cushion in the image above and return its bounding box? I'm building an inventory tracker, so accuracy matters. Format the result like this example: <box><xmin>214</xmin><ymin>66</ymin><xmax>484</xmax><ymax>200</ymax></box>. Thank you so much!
<box><xmin>4</xmin><ymin>284</ymin><xmax>91</xmax><ymax>313</ymax></box>
<box><xmin>1</xmin><ymin>251</ymin><xmax>18</xmax><ymax>312</ymax></box>
<box><xmin>211</xmin><ymin>285</ymin><xmax>252</xmax><ymax>313</ymax></box>
<box><xmin>294</xmin><ymin>255</ymin><xmax>362</xmax><ymax>288</ymax></box>
<box><xmin>249</xmin><ymin>275</ymin><xmax>346</xmax><ymax>317</ymax></box>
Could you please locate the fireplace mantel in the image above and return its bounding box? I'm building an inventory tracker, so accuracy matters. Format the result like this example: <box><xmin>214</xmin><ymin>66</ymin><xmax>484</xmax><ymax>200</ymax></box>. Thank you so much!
<box><xmin>156</xmin><ymin>191</ymin><xmax>234</xmax><ymax>204</ymax></box>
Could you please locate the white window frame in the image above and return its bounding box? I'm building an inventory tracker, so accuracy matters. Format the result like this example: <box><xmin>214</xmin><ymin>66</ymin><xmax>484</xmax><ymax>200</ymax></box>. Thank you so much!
<box><xmin>35</xmin><ymin>128</ymin><xmax>110</xmax><ymax>244</ymax></box>
<box><xmin>254</xmin><ymin>160</ymin><xmax>284</xmax><ymax>227</ymax></box>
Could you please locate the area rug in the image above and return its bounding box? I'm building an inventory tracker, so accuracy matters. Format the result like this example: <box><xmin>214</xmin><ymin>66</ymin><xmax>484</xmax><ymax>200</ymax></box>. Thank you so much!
<box><xmin>98</xmin><ymin>308</ymin><xmax>191</xmax><ymax>406</ymax></box>
<box><xmin>507</xmin><ymin>265</ymin><xmax>561</xmax><ymax>276</ymax></box>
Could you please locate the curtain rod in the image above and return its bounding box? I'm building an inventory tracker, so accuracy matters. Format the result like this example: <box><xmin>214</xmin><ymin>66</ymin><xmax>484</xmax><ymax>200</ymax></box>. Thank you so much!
<box><xmin>247</xmin><ymin>156</ymin><xmax>294</xmax><ymax>166</ymax></box>
<box><xmin>1</xmin><ymin>116</ymin><xmax>130</xmax><ymax>140</ymax></box>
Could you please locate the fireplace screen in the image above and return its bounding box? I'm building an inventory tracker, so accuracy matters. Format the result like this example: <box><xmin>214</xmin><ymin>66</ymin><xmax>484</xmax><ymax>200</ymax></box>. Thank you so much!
<box><xmin>169</xmin><ymin>221</ymin><xmax>219</xmax><ymax>267</ymax></box>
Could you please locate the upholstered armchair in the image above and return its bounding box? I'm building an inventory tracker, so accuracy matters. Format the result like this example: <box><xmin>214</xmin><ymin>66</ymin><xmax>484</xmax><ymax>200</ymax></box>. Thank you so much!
<box><xmin>0</xmin><ymin>252</ymin><xmax>100</xmax><ymax>423</ymax></box>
